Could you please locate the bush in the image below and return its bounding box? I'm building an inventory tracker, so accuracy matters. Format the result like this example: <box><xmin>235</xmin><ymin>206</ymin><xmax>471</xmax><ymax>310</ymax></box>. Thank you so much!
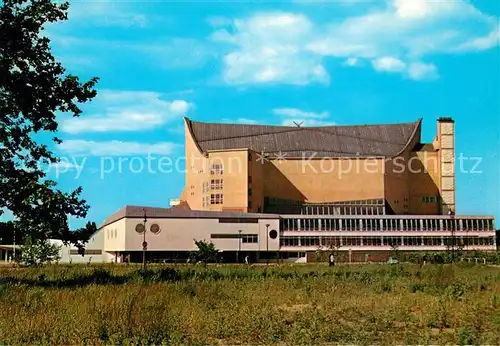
<box><xmin>18</xmin><ymin>237</ymin><xmax>61</xmax><ymax>267</ymax></box>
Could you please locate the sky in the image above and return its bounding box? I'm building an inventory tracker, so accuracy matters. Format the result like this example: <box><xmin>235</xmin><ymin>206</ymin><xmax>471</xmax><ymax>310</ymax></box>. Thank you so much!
<box><xmin>15</xmin><ymin>0</ymin><xmax>500</xmax><ymax>228</ymax></box>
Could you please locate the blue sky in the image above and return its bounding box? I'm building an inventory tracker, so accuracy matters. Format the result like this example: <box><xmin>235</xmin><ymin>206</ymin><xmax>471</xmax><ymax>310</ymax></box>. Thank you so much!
<box><xmin>19</xmin><ymin>0</ymin><xmax>500</xmax><ymax>228</ymax></box>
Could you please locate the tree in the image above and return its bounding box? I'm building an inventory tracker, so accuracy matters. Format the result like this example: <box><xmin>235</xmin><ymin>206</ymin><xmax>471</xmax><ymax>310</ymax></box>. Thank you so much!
<box><xmin>1</xmin><ymin>0</ymin><xmax>98</xmax><ymax>244</ymax></box>
<box><xmin>190</xmin><ymin>239</ymin><xmax>219</xmax><ymax>263</ymax></box>
<box><xmin>17</xmin><ymin>236</ymin><xmax>61</xmax><ymax>266</ymax></box>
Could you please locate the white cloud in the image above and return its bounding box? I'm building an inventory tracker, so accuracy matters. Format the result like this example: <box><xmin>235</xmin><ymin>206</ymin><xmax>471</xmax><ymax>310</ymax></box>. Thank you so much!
<box><xmin>452</xmin><ymin>26</ymin><xmax>500</xmax><ymax>52</ymax></box>
<box><xmin>307</xmin><ymin>0</ymin><xmax>496</xmax><ymax>60</ymax></box>
<box><xmin>281</xmin><ymin>119</ymin><xmax>335</xmax><ymax>126</ymax></box>
<box><xmin>372</xmin><ymin>57</ymin><xmax>406</xmax><ymax>72</ymax></box>
<box><xmin>214</xmin><ymin>1</ymin><xmax>497</xmax><ymax>83</ymax></box>
<box><xmin>408</xmin><ymin>62</ymin><xmax>438</xmax><ymax>80</ymax></box>
<box><xmin>58</xmin><ymin>140</ymin><xmax>178</xmax><ymax>156</ymax></box>
<box><xmin>273</xmin><ymin>108</ymin><xmax>329</xmax><ymax>119</ymax></box>
<box><xmin>212</xmin><ymin>12</ymin><xmax>329</xmax><ymax>85</ymax></box>
<box><xmin>392</xmin><ymin>0</ymin><xmax>460</xmax><ymax>19</ymax></box>
<box><xmin>371</xmin><ymin>58</ymin><xmax>437</xmax><ymax>79</ymax></box>
<box><xmin>344</xmin><ymin>57</ymin><xmax>359</xmax><ymax>67</ymax></box>
<box><xmin>273</xmin><ymin>108</ymin><xmax>334</xmax><ymax>126</ymax></box>
<box><xmin>61</xmin><ymin>90</ymin><xmax>192</xmax><ymax>134</ymax></box>
<box><xmin>221</xmin><ymin>118</ymin><xmax>259</xmax><ymax>124</ymax></box>
<box><xmin>51</xmin><ymin>161</ymin><xmax>82</xmax><ymax>170</ymax></box>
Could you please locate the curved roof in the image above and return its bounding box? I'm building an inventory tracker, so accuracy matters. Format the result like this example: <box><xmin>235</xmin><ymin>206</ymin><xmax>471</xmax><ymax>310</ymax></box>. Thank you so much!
<box><xmin>186</xmin><ymin>118</ymin><xmax>421</xmax><ymax>158</ymax></box>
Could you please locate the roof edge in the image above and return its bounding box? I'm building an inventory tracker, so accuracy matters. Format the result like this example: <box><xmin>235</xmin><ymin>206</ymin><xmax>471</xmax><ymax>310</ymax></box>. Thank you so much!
<box><xmin>184</xmin><ymin>117</ymin><xmax>206</xmax><ymax>157</ymax></box>
<box><xmin>392</xmin><ymin>118</ymin><xmax>422</xmax><ymax>158</ymax></box>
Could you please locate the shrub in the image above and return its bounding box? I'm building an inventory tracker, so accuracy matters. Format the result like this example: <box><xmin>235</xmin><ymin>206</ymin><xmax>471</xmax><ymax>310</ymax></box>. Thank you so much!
<box><xmin>18</xmin><ymin>237</ymin><xmax>61</xmax><ymax>267</ymax></box>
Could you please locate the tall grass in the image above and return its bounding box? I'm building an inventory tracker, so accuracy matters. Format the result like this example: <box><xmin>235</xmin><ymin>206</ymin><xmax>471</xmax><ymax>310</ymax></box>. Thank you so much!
<box><xmin>1</xmin><ymin>263</ymin><xmax>499</xmax><ymax>344</ymax></box>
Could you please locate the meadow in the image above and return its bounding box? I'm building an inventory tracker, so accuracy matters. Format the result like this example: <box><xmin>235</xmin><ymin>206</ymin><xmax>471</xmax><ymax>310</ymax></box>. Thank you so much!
<box><xmin>0</xmin><ymin>263</ymin><xmax>499</xmax><ymax>345</ymax></box>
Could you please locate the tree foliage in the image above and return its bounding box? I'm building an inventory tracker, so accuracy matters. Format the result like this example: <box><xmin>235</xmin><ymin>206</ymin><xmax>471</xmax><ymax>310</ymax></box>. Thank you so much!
<box><xmin>18</xmin><ymin>236</ymin><xmax>61</xmax><ymax>266</ymax></box>
<box><xmin>0</xmin><ymin>0</ymin><xmax>98</xmax><ymax>244</ymax></box>
<box><xmin>190</xmin><ymin>239</ymin><xmax>219</xmax><ymax>263</ymax></box>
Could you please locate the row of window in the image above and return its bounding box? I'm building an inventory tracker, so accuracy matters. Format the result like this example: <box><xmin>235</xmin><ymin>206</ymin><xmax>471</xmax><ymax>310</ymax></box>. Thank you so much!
<box><xmin>202</xmin><ymin>196</ymin><xmax>210</xmax><ymax>208</ymax></box>
<box><xmin>210</xmin><ymin>164</ymin><xmax>223</xmax><ymax>175</ymax></box>
<box><xmin>242</xmin><ymin>234</ymin><xmax>258</xmax><ymax>243</ymax></box>
<box><xmin>280</xmin><ymin>236</ymin><xmax>496</xmax><ymax>247</ymax></box>
<box><xmin>211</xmin><ymin>194</ymin><xmax>224</xmax><ymax>205</ymax></box>
<box><xmin>280</xmin><ymin>218</ymin><xmax>495</xmax><ymax>231</ymax></box>
<box><xmin>210</xmin><ymin>233</ymin><xmax>258</xmax><ymax>243</ymax></box>
<box><xmin>106</xmin><ymin>229</ymin><xmax>118</xmax><ymax>239</ymax></box>
<box><xmin>202</xmin><ymin>194</ymin><xmax>225</xmax><ymax>207</ymax></box>
<box><xmin>202</xmin><ymin>179</ymin><xmax>224</xmax><ymax>194</ymax></box>
<box><xmin>422</xmin><ymin>196</ymin><xmax>438</xmax><ymax>203</ymax></box>
<box><xmin>265</xmin><ymin>197</ymin><xmax>385</xmax><ymax>207</ymax></box>
<box><xmin>266</xmin><ymin>205</ymin><xmax>386</xmax><ymax>215</ymax></box>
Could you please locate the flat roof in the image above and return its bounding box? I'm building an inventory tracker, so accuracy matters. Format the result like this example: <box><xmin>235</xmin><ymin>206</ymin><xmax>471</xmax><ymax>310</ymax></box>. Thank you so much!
<box><xmin>99</xmin><ymin>205</ymin><xmax>495</xmax><ymax>229</ymax></box>
<box><xmin>98</xmin><ymin>205</ymin><xmax>279</xmax><ymax>229</ymax></box>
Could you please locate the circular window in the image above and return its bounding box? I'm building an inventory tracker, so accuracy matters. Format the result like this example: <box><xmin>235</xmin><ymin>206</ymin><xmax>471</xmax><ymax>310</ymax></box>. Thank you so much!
<box><xmin>135</xmin><ymin>223</ymin><xmax>145</xmax><ymax>234</ymax></box>
<box><xmin>150</xmin><ymin>223</ymin><xmax>160</xmax><ymax>234</ymax></box>
<box><xmin>269</xmin><ymin>229</ymin><xmax>278</xmax><ymax>239</ymax></box>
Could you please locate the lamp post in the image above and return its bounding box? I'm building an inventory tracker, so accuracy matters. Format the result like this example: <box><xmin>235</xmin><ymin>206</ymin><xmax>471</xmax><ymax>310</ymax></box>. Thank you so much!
<box><xmin>265</xmin><ymin>224</ymin><xmax>270</xmax><ymax>266</ymax></box>
<box><xmin>142</xmin><ymin>209</ymin><xmax>148</xmax><ymax>271</ymax></box>
<box><xmin>237</xmin><ymin>230</ymin><xmax>242</xmax><ymax>264</ymax></box>
<box><xmin>449</xmin><ymin>209</ymin><xmax>455</xmax><ymax>263</ymax></box>
<box><xmin>12</xmin><ymin>229</ymin><xmax>16</xmax><ymax>260</ymax></box>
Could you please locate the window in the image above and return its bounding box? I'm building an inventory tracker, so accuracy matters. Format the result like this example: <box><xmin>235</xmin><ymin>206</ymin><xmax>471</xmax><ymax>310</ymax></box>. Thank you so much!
<box><xmin>210</xmin><ymin>163</ymin><xmax>223</xmax><ymax>175</ymax></box>
<box><xmin>202</xmin><ymin>182</ymin><xmax>209</xmax><ymax>194</ymax></box>
<box><xmin>487</xmin><ymin>219</ymin><xmax>493</xmax><ymax>230</ymax></box>
<box><xmin>248</xmin><ymin>176</ymin><xmax>252</xmax><ymax>183</ymax></box>
<box><xmin>422</xmin><ymin>196</ymin><xmax>437</xmax><ymax>203</ymax></box>
<box><xmin>218</xmin><ymin>218</ymin><xmax>259</xmax><ymax>224</ymax></box>
<box><xmin>211</xmin><ymin>234</ymin><xmax>240</xmax><ymax>239</ymax></box>
<box><xmin>242</xmin><ymin>234</ymin><xmax>258</xmax><ymax>243</ymax></box>
<box><xmin>248</xmin><ymin>188</ymin><xmax>252</xmax><ymax>196</ymax></box>
<box><xmin>202</xmin><ymin>196</ymin><xmax>210</xmax><ymax>208</ymax></box>
<box><xmin>248</xmin><ymin>201</ymin><xmax>253</xmax><ymax>209</ymax></box>
<box><xmin>280</xmin><ymin>237</ymin><xmax>299</xmax><ymax>247</ymax></box>
<box><xmin>70</xmin><ymin>249</ymin><xmax>102</xmax><ymax>255</ymax></box>
<box><xmin>210</xmin><ymin>193</ymin><xmax>223</xmax><ymax>205</ymax></box>
<box><xmin>210</xmin><ymin>179</ymin><xmax>223</xmax><ymax>190</ymax></box>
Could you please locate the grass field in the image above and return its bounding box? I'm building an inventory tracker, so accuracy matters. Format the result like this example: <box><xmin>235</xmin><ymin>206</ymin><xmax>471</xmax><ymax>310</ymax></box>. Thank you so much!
<box><xmin>1</xmin><ymin>263</ymin><xmax>499</xmax><ymax>345</ymax></box>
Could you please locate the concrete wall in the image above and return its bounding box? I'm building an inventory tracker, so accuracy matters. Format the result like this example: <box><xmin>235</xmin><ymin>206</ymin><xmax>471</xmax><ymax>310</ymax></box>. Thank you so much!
<box><xmin>248</xmin><ymin>149</ymin><xmax>264</xmax><ymax>212</ymax></box>
<box><xmin>262</xmin><ymin>158</ymin><xmax>385</xmax><ymax>203</ymax></box>
<box><xmin>181</xmin><ymin>119</ymin><xmax>207</xmax><ymax>210</ymax></box>
<box><xmin>115</xmin><ymin>217</ymin><xmax>281</xmax><ymax>252</ymax></box>
<box><xmin>409</xmin><ymin>150</ymin><xmax>440</xmax><ymax>214</ymax></box>
<box><xmin>102</xmin><ymin>218</ymin><xmax>127</xmax><ymax>252</ymax></box>
<box><xmin>49</xmin><ymin>238</ymin><xmax>114</xmax><ymax>264</ymax></box>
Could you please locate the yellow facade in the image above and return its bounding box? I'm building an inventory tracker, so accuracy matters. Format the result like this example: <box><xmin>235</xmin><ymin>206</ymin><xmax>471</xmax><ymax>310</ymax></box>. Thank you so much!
<box><xmin>180</xmin><ymin>117</ymin><xmax>455</xmax><ymax>216</ymax></box>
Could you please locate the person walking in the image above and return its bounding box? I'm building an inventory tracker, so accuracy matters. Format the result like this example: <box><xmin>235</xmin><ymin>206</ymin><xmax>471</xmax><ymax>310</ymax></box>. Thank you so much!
<box><xmin>329</xmin><ymin>253</ymin><xmax>335</xmax><ymax>267</ymax></box>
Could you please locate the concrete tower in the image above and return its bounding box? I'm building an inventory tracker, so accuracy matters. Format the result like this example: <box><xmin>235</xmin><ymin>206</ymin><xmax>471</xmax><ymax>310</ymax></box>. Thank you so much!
<box><xmin>437</xmin><ymin>117</ymin><xmax>456</xmax><ymax>214</ymax></box>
